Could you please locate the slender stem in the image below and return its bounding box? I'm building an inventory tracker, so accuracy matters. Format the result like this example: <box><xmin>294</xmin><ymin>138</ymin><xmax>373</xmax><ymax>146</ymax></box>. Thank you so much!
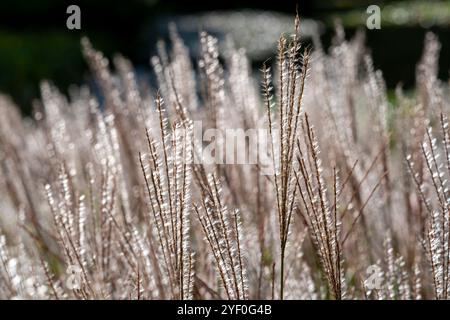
<box><xmin>280</xmin><ymin>246</ymin><xmax>286</xmax><ymax>300</ymax></box>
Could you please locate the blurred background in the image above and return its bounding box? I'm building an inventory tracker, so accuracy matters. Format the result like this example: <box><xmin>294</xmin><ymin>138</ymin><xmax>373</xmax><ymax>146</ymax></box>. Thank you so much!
<box><xmin>1</xmin><ymin>0</ymin><xmax>450</xmax><ymax>114</ymax></box>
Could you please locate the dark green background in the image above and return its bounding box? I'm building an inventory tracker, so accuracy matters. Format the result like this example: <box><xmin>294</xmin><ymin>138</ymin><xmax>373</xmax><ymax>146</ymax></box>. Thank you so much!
<box><xmin>1</xmin><ymin>0</ymin><xmax>449</xmax><ymax>114</ymax></box>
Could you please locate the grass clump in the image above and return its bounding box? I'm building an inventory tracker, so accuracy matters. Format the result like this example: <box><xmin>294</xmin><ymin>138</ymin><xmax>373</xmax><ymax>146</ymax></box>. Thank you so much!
<box><xmin>0</xmin><ymin>14</ymin><xmax>450</xmax><ymax>300</ymax></box>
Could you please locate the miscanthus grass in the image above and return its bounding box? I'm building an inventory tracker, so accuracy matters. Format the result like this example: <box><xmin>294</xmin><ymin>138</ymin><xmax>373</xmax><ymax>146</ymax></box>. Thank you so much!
<box><xmin>0</xmin><ymin>15</ymin><xmax>450</xmax><ymax>299</ymax></box>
